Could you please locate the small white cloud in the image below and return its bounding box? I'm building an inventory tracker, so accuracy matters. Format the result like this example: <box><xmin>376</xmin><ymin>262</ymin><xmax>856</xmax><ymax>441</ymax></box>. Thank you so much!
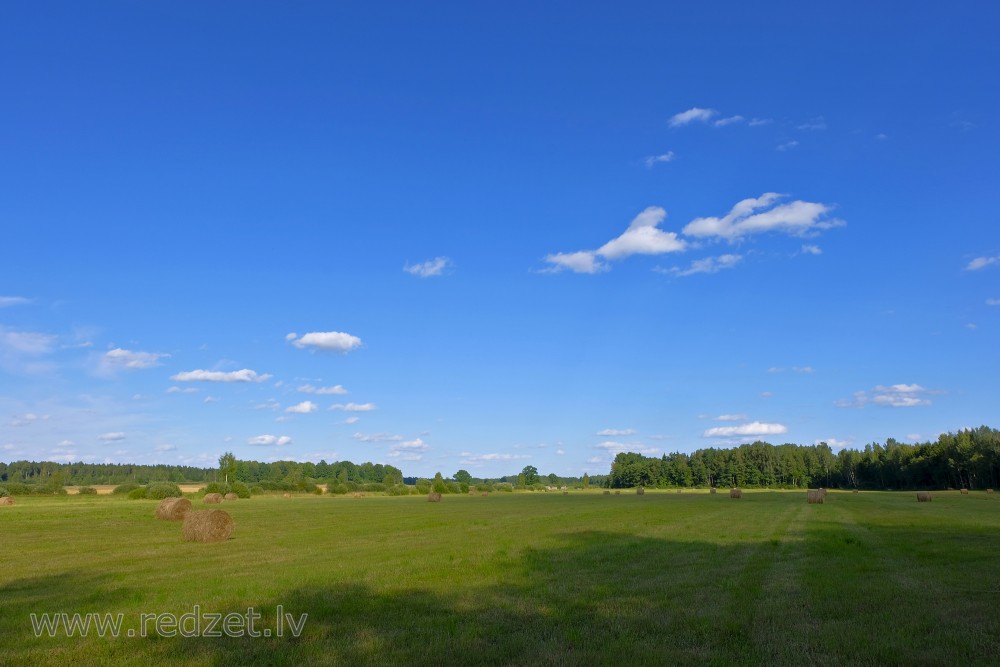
<box><xmin>343</xmin><ymin>416</ymin><xmax>360</xmax><ymax>425</ymax></box>
<box><xmin>597</xmin><ymin>428</ymin><xmax>637</xmax><ymax>436</ymax></box>
<box><xmin>388</xmin><ymin>438</ymin><xmax>429</xmax><ymax>461</ymax></box>
<box><xmin>801</xmin><ymin>244</ymin><xmax>822</xmax><ymax>255</ymax></box>
<box><xmin>0</xmin><ymin>327</ymin><xmax>57</xmax><ymax>355</ymax></box>
<box><xmin>155</xmin><ymin>444</ymin><xmax>177</xmax><ymax>452</ymax></box>
<box><xmin>815</xmin><ymin>438</ymin><xmax>853</xmax><ymax>449</ymax></box>
<box><xmin>986</xmin><ymin>298</ymin><xmax>1000</xmax><ymax>306</ymax></box>
<box><xmin>543</xmin><ymin>251</ymin><xmax>607</xmax><ymax>274</ymax></box>
<box><xmin>682</xmin><ymin>193</ymin><xmax>842</xmax><ymax>240</ymax></box>
<box><xmin>796</xmin><ymin>117</ymin><xmax>827</xmax><ymax>131</ymax></box>
<box><xmin>714</xmin><ymin>115</ymin><xmax>744</xmax><ymax>127</ymax></box>
<box><xmin>594</xmin><ymin>441</ymin><xmax>661</xmax><ymax>455</ymax></box>
<box><xmin>99</xmin><ymin>432</ymin><xmax>126</xmax><ymax>442</ymax></box>
<box><xmin>875</xmin><ymin>133</ymin><xmax>888</xmax><ymax>141</ymax></box>
<box><xmin>837</xmin><ymin>384</ymin><xmax>935</xmax><ymax>408</ymax></box>
<box><xmin>353</xmin><ymin>432</ymin><xmax>403</xmax><ymax>442</ymax></box>
<box><xmin>0</xmin><ymin>296</ymin><xmax>30</xmax><ymax>307</ymax></box>
<box><xmin>966</xmin><ymin>256</ymin><xmax>1000</xmax><ymax>271</ymax></box>
<box><xmin>203</xmin><ymin>396</ymin><xmax>219</xmax><ymax>403</ymax></box>
<box><xmin>669</xmin><ymin>107</ymin><xmax>717</xmax><ymax>127</ymax></box>
<box><xmin>287</xmin><ymin>331</ymin><xmax>362</xmax><ymax>353</ymax></box>
<box><xmin>667</xmin><ymin>254</ymin><xmax>742</xmax><ymax>277</ymax></box>
<box><xmin>171</xmin><ymin>369</ymin><xmax>271</xmax><ymax>383</ymax></box>
<box><xmin>703</xmin><ymin>422</ymin><xmax>788</xmax><ymax>438</ymax></box>
<box><xmin>776</xmin><ymin>140</ymin><xmax>800</xmax><ymax>152</ymax></box>
<box><xmin>748</xmin><ymin>118</ymin><xmax>772</xmax><ymax>126</ymax></box>
<box><xmin>167</xmin><ymin>386</ymin><xmax>199</xmax><ymax>394</ymax></box>
<box><xmin>556</xmin><ymin>449</ymin><xmax>565</xmax><ymax>455</ymax></box>
<box><xmin>254</xmin><ymin>399</ymin><xmax>281</xmax><ymax>411</ymax></box>
<box><xmin>286</xmin><ymin>400</ymin><xmax>318</xmax><ymax>414</ymax></box>
<box><xmin>760</xmin><ymin>391</ymin><xmax>773</xmax><ymax>399</ymax></box>
<box><xmin>643</xmin><ymin>152</ymin><xmax>675</xmax><ymax>167</ymax></box>
<box><xmin>247</xmin><ymin>434</ymin><xmax>292</xmax><ymax>446</ymax></box>
<box><xmin>966</xmin><ymin>323</ymin><xmax>977</xmax><ymax>331</ymax></box>
<box><xmin>297</xmin><ymin>384</ymin><xmax>348</xmax><ymax>395</ymax></box>
<box><xmin>330</xmin><ymin>402</ymin><xmax>376</xmax><ymax>412</ymax></box>
<box><xmin>404</xmin><ymin>257</ymin><xmax>453</xmax><ymax>278</ymax></box>
<box><xmin>459</xmin><ymin>451</ymin><xmax>531</xmax><ymax>465</ymax></box>
<box><xmin>714</xmin><ymin>414</ymin><xmax>747</xmax><ymax>421</ymax></box>
<box><xmin>7</xmin><ymin>413</ymin><xmax>44</xmax><ymax>427</ymax></box>
<box><xmin>793</xmin><ymin>366</ymin><xmax>814</xmax><ymax>374</ymax></box>
<box><xmin>101</xmin><ymin>348</ymin><xmax>169</xmax><ymax>371</ymax></box>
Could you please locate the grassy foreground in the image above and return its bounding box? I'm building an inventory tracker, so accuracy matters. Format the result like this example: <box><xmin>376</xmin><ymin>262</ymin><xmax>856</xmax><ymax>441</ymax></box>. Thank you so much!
<box><xmin>1</xmin><ymin>490</ymin><xmax>998</xmax><ymax>666</ymax></box>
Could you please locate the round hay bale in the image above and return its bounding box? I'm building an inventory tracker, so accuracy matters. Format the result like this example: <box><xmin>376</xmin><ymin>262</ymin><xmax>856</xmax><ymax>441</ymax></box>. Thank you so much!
<box><xmin>563</xmin><ymin>491</ymin><xmax>568</xmax><ymax>495</ymax></box>
<box><xmin>806</xmin><ymin>490</ymin><xmax>825</xmax><ymax>504</ymax></box>
<box><xmin>0</xmin><ymin>496</ymin><xmax>15</xmax><ymax>506</ymax></box>
<box><xmin>916</xmin><ymin>491</ymin><xmax>932</xmax><ymax>503</ymax></box>
<box><xmin>203</xmin><ymin>493</ymin><xmax>223</xmax><ymax>504</ymax></box>
<box><xmin>960</xmin><ymin>488</ymin><xmax>969</xmax><ymax>495</ymax></box>
<box><xmin>182</xmin><ymin>509</ymin><xmax>234</xmax><ymax>543</ymax></box>
<box><xmin>676</xmin><ymin>489</ymin><xmax>682</xmax><ymax>494</ymax></box>
<box><xmin>636</xmin><ymin>487</ymin><xmax>645</xmax><ymax>495</ymax></box>
<box><xmin>481</xmin><ymin>491</ymin><xmax>488</xmax><ymax>496</ymax></box>
<box><xmin>987</xmin><ymin>489</ymin><xmax>994</xmax><ymax>495</ymax></box>
<box><xmin>155</xmin><ymin>497</ymin><xmax>192</xmax><ymax>520</ymax></box>
<box><xmin>603</xmin><ymin>490</ymin><xmax>610</xmax><ymax>495</ymax></box>
<box><xmin>283</xmin><ymin>492</ymin><xmax>292</xmax><ymax>498</ymax></box>
<box><xmin>427</xmin><ymin>492</ymin><xmax>442</xmax><ymax>502</ymax></box>
<box><xmin>729</xmin><ymin>488</ymin><xmax>742</xmax><ymax>499</ymax></box>
<box><xmin>853</xmin><ymin>489</ymin><xmax>859</xmax><ymax>494</ymax></box>
<box><xmin>819</xmin><ymin>488</ymin><xmax>828</xmax><ymax>497</ymax></box>
<box><xmin>223</xmin><ymin>492</ymin><xmax>238</xmax><ymax>501</ymax></box>
<box><xmin>710</xmin><ymin>488</ymin><xmax>717</xmax><ymax>494</ymax></box>
<box><xmin>614</xmin><ymin>490</ymin><xmax>621</xmax><ymax>495</ymax></box>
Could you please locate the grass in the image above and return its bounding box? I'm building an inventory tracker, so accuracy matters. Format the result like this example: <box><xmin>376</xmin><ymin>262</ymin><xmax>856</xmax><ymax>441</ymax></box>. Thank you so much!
<box><xmin>1</xmin><ymin>490</ymin><xmax>998</xmax><ymax>665</ymax></box>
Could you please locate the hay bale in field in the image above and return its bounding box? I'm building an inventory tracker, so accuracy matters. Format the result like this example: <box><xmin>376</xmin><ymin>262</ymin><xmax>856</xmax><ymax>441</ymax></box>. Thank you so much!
<box><xmin>853</xmin><ymin>489</ymin><xmax>859</xmax><ymax>494</ymax></box>
<box><xmin>603</xmin><ymin>490</ymin><xmax>610</xmax><ymax>495</ymax></box>
<box><xmin>960</xmin><ymin>488</ymin><xmax>969</xmax><ymax>495</ymax></box>
<box><xmin>916</xmin><ymin>492</ymin><xmax>932</xmax><ymax>503</ymax></box>
<box><xmin>563</xmin><ymin>491</ymin><xmax>568</xmax><ymax>495</ymax></box>
<box><xmin>710</xmin><ymin>488</ymin><xmax>717</xmax><ymax>494</ymax></box>
<box><xmin>203</xmin><ymin>493</ymin><xmax>223</xmax><ymax>504</ymax></box>
<box><xmin>819</xmin><ymin>488</ymin><xmax>828</xmax><ymax>497</ymax></box>
<box><xmin>0</xmin><ymin>496</ymin><xmax>14</xmax><ymax>506</ymax></box>
<box><xmin>636</xmin><ymin>487</ymin><xmax>645</xmax><ymax>495</ymax></box>
<box><xmin>481</xmin><ymin>492</ymin><xmax>488</xmax><ymax>496</ymax></box>
<box><xmin>224</xmin><ymin>492</ymin><xmax>238</xmax><ymax>501</ymax></box>
<box><xmin>427</xmin><ymin>492</ymin><xmax>442</xmax><ymax>502</ymax></box>
<box><xmin>614</xmin><ymin>490</ymin><xmax>621</xmax><ymax>495</ymax></box>
<box><xmin>987</xmin><ymin>489</ymin><xmax>994</xmax><ymax>494</ymax></box>
<box><xmin>677</xmin><ymin>489</ymin><xmax>682</xmax><ymax>494</ymax></box>
<box><xmin>155</xmin><ymin>497</ymin><xmax>192</xmax><ymax>520</ymax></box>
<box><xmin>806</xmin><ymin>490</ymin><xmax>825</xmax><ymax>504</ymax></box>
<box><xmin>283</xmin><ymin>492</ymin><xmax>292</xmax><ymax>498</ymax></box>
<box><xmin>729</xmin><ymin>488</ymin><xmax>742</xmax><ymax>499</ymax></box>
<box><xmin>182</xmin><ymin>509</ymin><xmax>234</xmax><ymax>543</ymax></box>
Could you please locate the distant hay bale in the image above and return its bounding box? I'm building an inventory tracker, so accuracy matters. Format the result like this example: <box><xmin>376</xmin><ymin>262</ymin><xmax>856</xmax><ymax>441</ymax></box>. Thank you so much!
<box><xmin>203</xmin><ymin>493</ymin><xmax>223</xmax><ymax>504</ymax></box>
<box><xmin>283</xmin><ymin>492</ymin><xmax>292</xmax><ymax>498</ymax></box>
<box><xmin>181</xmin><ymin>509</ymin><xmax>234</xmax><ymax>543</ymax></box>
<box><xmin>223</xmin><ymin>492</ymin><xmax>238</xmax><ymax>501</ymax></box>
<box><xmin>636</xmin><ymin>487</ymin><xmax>645</xmax><ymax>495</ymax></box>
<box><xmin>960</xmin><ymin>488</ymin><xmax>969</xmax><ymax>495</ymax></box>
<box><xmin>427</xmin><ymin>492</ymin><xmax>442</xmax><ymax>502</ymax></box>
<box><xmin>729</xmin><ymin>488</ymin><xmax>742</xmax><ymax>499</ymax></box>
<box><xmin>155</xmin><ymin>497</ymin><xmax>192</xmax><ymax>520</ymax></box>
<box><xmin>988</xmin><ymin>489</ymin><xmax>995</xmax><ymax>495</ymax></box>
<box><xmin>614</xmin><ymin>490</ymin><xmax>621</xmax><ymax>495</ymax></box>
<box><xmin>916</xmin><ymin>492</ymin><xmax>932</xmax><ymax>503</ymax></box>
<box><xmin>819</xmin><ymin>488</ymin><xmax>828</xmax><ymax>497</ymax></box>
<box><xmin>710</xmin><ymin>488</ymin><xmax>717</xmax><ymax>494</ymax></box>
<box><xmin>853</xmin><ymin>489</ymin><xmax>859</xmax><ymax>494</ymax></box>
<box><xmin>806</xmin><ymin>490</ymin><xmax>825</xmax><ymax>504</ymax></box>
<box><xmin>603</xmin><ymin>490</ymin><xmax>610</xmax><ymax>495</ymax></box>
<box><xmin>481</xmin><ymin>492</ymin><xmax>488</xmax><ymax>496</ymax></box>
<box><xmin>0</xmin><ymin>496</ymin><xmax>14</xmax><ymax>506</ymax></box>
<box><xmin>563</xmin><ymin>491</ymin><xmax>568</xmax><ymax>495</ymax></box>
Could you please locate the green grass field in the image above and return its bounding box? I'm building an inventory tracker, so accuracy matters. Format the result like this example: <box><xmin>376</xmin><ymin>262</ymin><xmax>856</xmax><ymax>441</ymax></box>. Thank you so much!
<box><xmin>1</xmin><ymin>490</ymin><xmax>998</xmax><ymax>666</ymax></box>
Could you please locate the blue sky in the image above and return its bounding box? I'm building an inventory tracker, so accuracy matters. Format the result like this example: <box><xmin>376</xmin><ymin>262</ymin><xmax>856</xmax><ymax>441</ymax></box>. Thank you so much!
<box><xmin>1</xmin><ymin>1</ymin><xmax>998</xmax><ymax>478</ymax></box>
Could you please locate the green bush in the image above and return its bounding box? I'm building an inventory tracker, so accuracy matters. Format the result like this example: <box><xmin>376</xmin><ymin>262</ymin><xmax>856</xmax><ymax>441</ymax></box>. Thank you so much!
<box><xmin>0</xmin><ymin>486</ymin><xmax>8</xmax><ymax>498</ymax></box>
<box><xmin>386</xmin><ymin>484</ymin><xmax>411</xmax><ymax>496</ymax></box>
<box><xmin>147</xmin><ymin>482</ymin><xmax>182</xmax><ymax>499</ymax></box>
<box><xmin>362</xmin><ymin>482</ymin><xmax>386</xmax><ymax>493</ymax></box>
<box><xmin>76</xmin><ymin>486</ymin><xmax>97</xmax><ymax>495</ymax></box>
<box><xmin>112</xmin><ymin>483</ymin><xmax>140</xmax><ymax>495</ymax></box>
<box><xmin>203</xmin><ymin>482</ymin><xmax>231</xmax><ymax>495</ymax></box>
<box><xmin>249</xmin><ymin>484</ymin><xmax>264</xmax><ymax>495</ymax></box>
<box><xmin>415</xmin><ymin>481</ymin><xmax>431</xmax><ymax>494</ymax></box>
<box><xmin>446</xmin><ymin>482</ymin><xmax>460</xmax><ymax>494</ymax></box>
<box><xmin>231</xmin><ymin>481</ymin><xmax>251</xmax><ymax>499</ymax></box>
<box><xmin>329</xmin><ymin>484</ymin><xmax>348</xmax><ymax>495</ymax></box>
<box><xmin>127</xmin><ymin>487</ymin><xmax>148</xmax><ymax>500</ymax></box>
<box><xmin>459</xmin><ymin>482</ymin><xmax>470</xmax><ymax>494</ymax></box>
<box><xmin>296</xmin><ymin>480</ymin><xmax>318</xmax><ymax>493</ymax></box>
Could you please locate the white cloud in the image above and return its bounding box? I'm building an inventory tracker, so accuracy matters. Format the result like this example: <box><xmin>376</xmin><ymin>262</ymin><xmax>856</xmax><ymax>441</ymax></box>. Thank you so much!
<box><xmin>404</xmin><ymin>257</ymin><xmax>453</xmax><ymax>278</ymax></box>
<box><xmin>966</xmin><ymin>323</ymin><xmax>977</xmax><ymax>331</ymax></box>
<box><xmin>776</xmin><ymin>140</ymin><xmax>800</xmax><ymax>152</ymax></box>
<box><xmin>155</xmin><ymin>444</ymin><xmax>176</xmax><ymax>452</ymax></box>
<box><xmin>388</xmin><ymin>438</ymin><xmax>429</xmax><ymax>461</ymax></box>
<box><xmin>966</xmin><ymin>256</ymin><xmax>1000</xmax><ymax>271</ymax></box>
<box><xmin>546</xmin><ymin>207</ymin><xmax>686</xmax><ymax>274</ymax></box>
<box><xmin>353</xmin><ymin>432</ymin><xmax>403</xmax><ymax>442</ymax></box>
<box><xmin>167</xmin><ymin>386</ymin><xmax>198</xmax><ymax>394</ymax></box>
<box><xmin>714</xmin><ymin>414</ymin><xmax>747</xmax><ymax>421</ymax></box>
<box><xmin>343</xmin><ymin>416</ymin><xmax>360</xmax><ymax>425</ymax></box>
<box><xmin>203</xmin><ymin>396</ymin><xmax>219</xmax><ymax>403</ymax></box>
<box><xmin>875</xmin><ymin>133</ymin><xmax>888</xmax><ymax>141</ymax></box>
<box><xmin>801</xmin><ymin>244</ymin><xmax>822</xmax><ymax>255</ymax></box>
<box><xmin>459</xmin><ymin>451</ymin><xmax>531</xmax><ymax>465</ymax></box>
<box><xmin>556</xmin><ymin>449</ymin><xmax>565</xmax><ymax>455</ymax></box>
<box><xmin>0</xmin><ymin>327</ymin><xmax>57</xmax><ymax>355</ymax></box>
<box><xmin>247</xmin><ymin>434</ymin><xmax>292</xmax><ymax>446</ymax></box>
<box><xmin>171</xmin><ymin>369</ymin><xmax>271</xmax><ymax>383</ymax></box>
<box><xmin>836</xmin><ymin>384</ymin><xmax>935</xmax><ymax>408</ymax></box>
<box><xmin>643</xmin><ymin>152</ymin><xmax>675</xmax><ymax>167</ymax></box>
<box><xmin>287</xmin><ymin>331</ymin><xmax>362</xmax><ymax>353</ymax></box>
<box><xmin>594</xmin><ymin>441</ymin><xmax>661</xmax><ymax>455</ymax></box>
<box><xmin>667</xmin><ymin>253</ymin><xmax>742</xmax><ymax>277</ymax></box>
<box><xmin>0</xmin><ymin>296</ymin><xmax>30</xmax><ymax>307</ymax></box>
<box><xmin>254</xmin><ymin>399</ymin><xmax>280</xmax><ymax>410</ymax></box>
<box><xmin>7</xmin><ymin>413</ymin><xmax>45</xmax><ymax>427</ymax></box>
<box><xmin>815</xmin><ymin>438</ymin><xmax>853</xmax><ymax>449</ymax></box>
<box><xmin>597</xmin><ymin>428</ymin><xmax>636</xmax><ymax>436</ymax></box>
<box><xmin>285</xmin><ymin>400</ymin><xmax>318</xmax><ymax>414</ymax></box>
<box><xmin>297</xmin><ymin>384</ymin><xmax>347</xmax><ymax>395</ymax></box>
<box><xmin>330</xmin><ymin>402</ymin><xmax>376</xmax><ymax>412</ymax></box>
<box><xmin>748</xmin><ymin>118</ymin><xmax>772</xmax><ymax>126</ymax></box>
<box><xmin>703</xmin><ymin>422</ymin><xmax>788</xmax><ymax>437</ymax></box>
<box><xmin>796</xmin><ymin>117</ymin><xmax>827</xmax><ymax>130</ymax></box>
<box><xmin>101</xmin><ymin>348</ymin><xmax>169</xmax><ymax>373</ymax></box>
<box><xmin>714</xmin><ymin>115</ymin><xmax>744</xmax><ymax>127</ymax></box>
<box><xmin>669</xmin><ymin>107</ymin><xmax>717</xmax><ymax>127</ymax></box>
<box><xmin>682</xmin><ymin>193</ymin><xmax>842</xmax><ymax>240</ymax></box>
<box><xmin>986</xmin><ymin>298</ymin><xmax>1000</xmax><ymax>306</ymax></box>
<box><xmin>99</xmin><ymin>432</ymin><xmax>126</xmax><ymax>442</ymax></box>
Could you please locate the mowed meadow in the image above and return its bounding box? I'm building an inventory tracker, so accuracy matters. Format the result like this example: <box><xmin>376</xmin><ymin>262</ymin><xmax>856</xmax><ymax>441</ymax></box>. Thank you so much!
<box><xmin>2</xmin><ymin>490</ymin><xmax>999</xmax><ymax>666</ymax></box>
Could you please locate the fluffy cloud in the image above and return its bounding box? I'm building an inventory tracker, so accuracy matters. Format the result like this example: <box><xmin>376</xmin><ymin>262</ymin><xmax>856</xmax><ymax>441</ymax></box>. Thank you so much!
<box><xmin>667</xmin><ymin>254</ymin><xmax>742</xmax><ymax>277</ymax></box>
<box><xmin>815</xmin><ymin>438</ymin><xmax>853</xmax><ymax>449</ymax></box>
<box><xmin>987</xmin><ymin>298</ymin><xmax>1000</xmax><ymax>306</ymax></box>
<box><xmin>99</xmin><ymin>432</ymin><xmax>126</xmax><ymax>442</ymax></box>
<box><xmin>167</xmin><ymin>386</ymin><xmax>198</xmax><ymax>394</ymax></box>
<box><xmin>597</xmin><ymin>428</ymin><xmax>636</xmax><ymax>436</ymax></box>
<box><xmin>404</xmin><ymin>257</ymin><xmax>453</xmax><ymax>278</ymax></box>
<box><xmin>154</xmin><ymin>444</ymin><xmax>177</xmax><ymax>452</ymax></box>
<box><xmin>247</xmin><ymin>434</ymin><xmax>292</xmax><ymax>446</ymax></box>
<box><xmin>545</xmin><ymin>207</ymin><xmax>686</xmax><ymax>273</ymax></box>
<box><xmin>801</xmin><ymin>244</ymin><xmax>823</xmax><ymax>255</ymax></box>
<box><xmin>297</xmin><ymin>384</ymin><xmax>347</xmax><ymax>395</ymax></box>
<box><xmin>682</xmin><ymin>193</ymin><xmax>842</xmax><ymax>240</ymax></box>
<box><xmin>0</xmin><ymin>296</ymin><xmax>30</xmax><ymax>307</ymax></box>
<box><xmin>101</xmin><ymin>348</ymin><xmax>169</xmax><ymax>372</ymax></box>
<box><xmin>643</xmin><ymin>152</ymin><xmax>675</xmax><ymax>168</ymax></box>
<box><xmin>966</xmin><ymin>256</ymin><xmax>1000</xmax><ymax>271</ymax></box>
<box><xmin>776</xmin><ymin>141</ymin><xmax>799</xmax><ymax>152</ymax></box>
<box><xmin>703</xmin><ymin>422</ymin><xmax>788</xmax><ymax>437</ymax></box>
<box><xmin>669</xmin><ymin>107</ymin><xmax>717</xmax><ymax>127</ymax></box>
<box><xmin>388</xmin><ymin>438</ymin><xmax>429</xmax><ymax>461</ymax></box>
<box><xmin>285</xmin><ymin>401</ymin><xmax>318</xmax><ymax>414</ymax></box>
<box><xmin>171</xmin><ymin>369</ymin><xmax>271</xmax><ymax>383</ymax></box>
<box><xmin>594</xmin><ymin>441</ymin><xmax>661</xmax><ymax>455</ymax></box>
<box><xmin>459</xmin><ymin>451</ymin><xmax>531</xmax><ymax>465</ymax></box>
<box><xmin>7</xmin><ymin>413</ymin><xmax>44</xmax><ymax>427</ymax></box>
<box><xmin>796</xmin><ymin>117</ymin><xmax>827</xmax><ymax>130</ymax></box>
<box><xmin>0</xmin><ymin>327</ymin><xmax>57</xmax><ymax>355</ymax></box>
<box><xmin>353</xmin><ymin>432</ymin><xmax>403</xmax><ymax>442</ymax></box>
<box><xmin>286</xmin><ymin>331</ymin><xmax>362</xmax><ymax>353</ymax></box>
<box><xmin>838</xmin><ymin>384</ymin><xmax>934</xmax><ymax>408</ymax></box>
<box><xmin>714</xmin><ymin>115</ymin><xmax>744</xmax><ymax>127</ymax></box>
<box><xmin>330</xmin><ymin>402</ymin><xmax>376</xmax><ymax>412</ymax></box>
<box><xmin>714</xmin><ymin>414</ymin><xmax>747</xmax><ymax>421</ymax></box>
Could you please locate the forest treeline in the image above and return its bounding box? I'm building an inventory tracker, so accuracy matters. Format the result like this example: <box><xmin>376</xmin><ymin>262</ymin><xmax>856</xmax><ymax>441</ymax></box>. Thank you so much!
<box><xmin>607</xmin><ymin>426</ymin><xmax>1000</xmax><ymax>490</ymax></box>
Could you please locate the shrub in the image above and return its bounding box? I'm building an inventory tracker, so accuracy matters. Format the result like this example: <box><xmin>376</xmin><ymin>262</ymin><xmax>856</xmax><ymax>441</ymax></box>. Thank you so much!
<box><xmin>329</xmin><ymin>484</ymin><xmax>348</xmax><ymax>495</ymax></box>
<box><xmin>77</xmin><ymin>486</ymin><xmax>97</xmax><ymax>495</ymax></box>
<box><xmin>496</xmin><ymin>483</ymin><xmax>514</xmax><ymax>493</ymax></box>
<box><xmin>231</xmin><ymin>481</ymin><xmax>251</xmax><ymax>499</ymax></box>
<box><xmin>362</xmin><ymin>482</ymin><xmax>386</xmax><ymax>493</ymax></box>
<box><xmin>446</xmin><ymin>482</ymin><xmax>460</xmax><ymax>494</ymax></box>
<box><xmin>415</xmin><ymin>481</ymin><xmax>431</xmax><ymax>494</ymax></box>
<box><xmin>249</xmin><ymin>484</ymin><xmax>264</xmax><ymax>496</ymax></box>
<box><xmin>459</xmin><ymin>482</ymin><xmax>470</xmax><ymax>494</ymax></box>
<box><xmin>296</xmin><ymin>480</ymin><xmax>318</xmax><ymax>493</ymax></box>
<box><xmin>128</xmin><ymin>487</ymin><xmax>148</xmax><ymax>500</ymax></box>
<box><xmin>0</xmin><ymin>486</ymin><xmax>8</xmax><ymax>497</ymax></box>
<box><xmin>147</xmin><ymin>482</ymin><xmax>182</xmax><ymax>500</ymax></box>
<box><xmin>113</xmin><ymin>483</ymin><xmax>140</xmax><ymax>495</ymax></box>
<box><xmin>203</xmin><ymin>482</ymin><xmax>231</xmax><ymax>495</ymax></box>
<box><xmin>386</xmin><ymin>484</ymin><xmax>410</xmax><ymax>496</ymax></box>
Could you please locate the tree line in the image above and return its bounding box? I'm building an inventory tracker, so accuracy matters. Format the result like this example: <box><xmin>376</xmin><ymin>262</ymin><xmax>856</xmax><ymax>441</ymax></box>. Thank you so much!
<box><xmin>606</xmin><ymin>426</ymin><xmax>1000</xmax><ymax>490</ymax></box>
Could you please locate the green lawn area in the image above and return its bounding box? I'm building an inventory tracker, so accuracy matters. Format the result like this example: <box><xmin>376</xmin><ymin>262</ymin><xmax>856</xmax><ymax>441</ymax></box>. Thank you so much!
<box><xmin>1</xmin><ymin>490</ymin><xmax>998</xmax><ymax>665</ymax></box>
